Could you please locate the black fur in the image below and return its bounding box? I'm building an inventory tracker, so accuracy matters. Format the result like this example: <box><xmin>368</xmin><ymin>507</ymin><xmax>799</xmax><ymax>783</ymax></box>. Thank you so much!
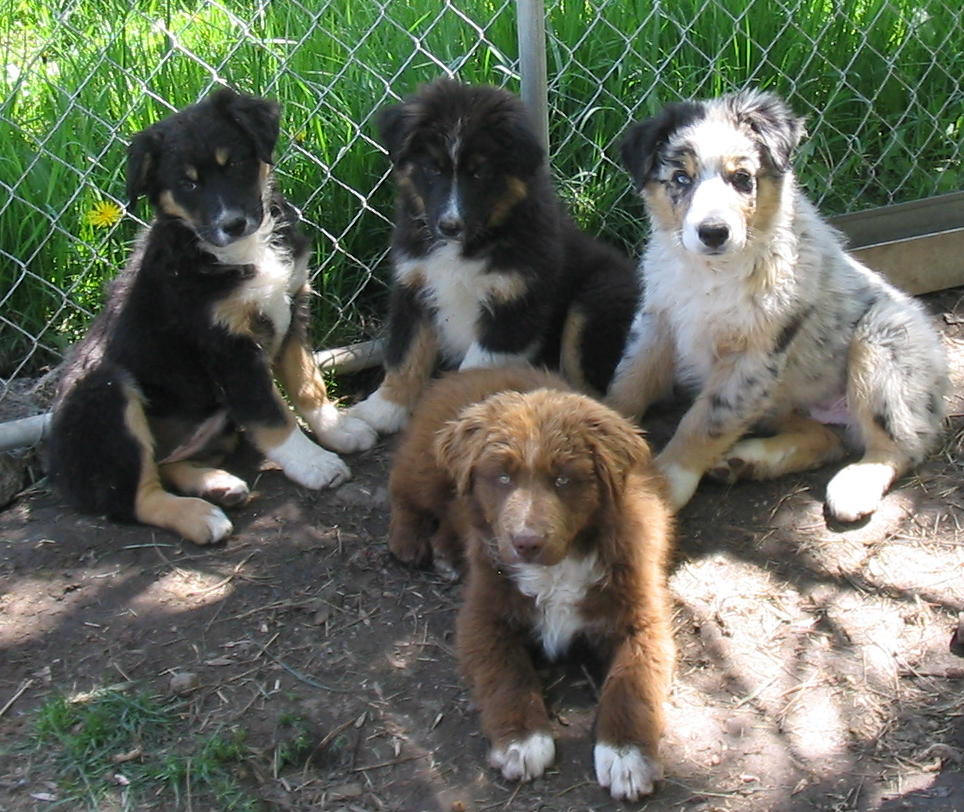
<box><xmin>724</xmin><ymin>90</ymin><xmax>805</xmax><ymax>174</ymax></box>
<box><xmin>620</xmin><ymin>101</ymin><xmax>704</xmax><ymax>189</ymax></box>
<box><xmin>48</xmin><ymin>89</ymin><xmax>304</xmax><ymax>520</ymax></box>
<box><xmin>376</xmin><ymin>78</ymin><xmax>639</xmax><ymax>391</ymax></box>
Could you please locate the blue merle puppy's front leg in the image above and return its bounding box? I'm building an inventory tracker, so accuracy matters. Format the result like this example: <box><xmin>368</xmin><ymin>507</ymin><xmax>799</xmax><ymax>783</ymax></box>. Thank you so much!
<box><xmin>460</xmin><ymin>288</ymin><xmax>545</xmax><ymax>370</ymax></box>
<box><xmin>208</xmin><ymin>330</ymin><xmax>350</xmax><ymax>489</ymax></box>
<box><xmin>349</xmin><ymin>281</ymin><xmax>439</xmax><ymax>434</ymax></box>
<box><xmin>657</xmin><ymin>351</ymin><xmax>781</xmax><ymax>510</ymax></box>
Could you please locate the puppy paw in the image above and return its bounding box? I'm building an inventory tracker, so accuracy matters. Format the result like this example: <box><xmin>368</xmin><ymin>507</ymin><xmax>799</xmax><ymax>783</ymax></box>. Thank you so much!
<box><xmin>387</xmin><ymin>531</ymin><xmax>431</xmax><ymax>568</ymax></box>
<box><xmin>825</xmin><ymin>462</ymin><xmax>893</xmax><ymax>522</ymax></box>
<box><xmin>179</xmin><ymin>500</ymin><xmax>234</xmax><ymax>546</ymax></box>
<box><xmin>655</xmin><ymin>458</ymin><xmax>702</xmax><ymax>511</ymax></box>
<box><xmin>307</xmin><ymin>402</ymin><xmax>378</xmax><ymax>454</ymax></box>
<box><xmin>267</xmin><ymin>428</ymin><xmax>351</xmax><ymax>490</ymax></box>
<box><xmin>348</xmin><ymin>390</ymin><xmax>409</xmax><ymax>435</ymax></box>
<box><xmin>198</xmin><ymin>470</ymin><xmax>250</xmax><ymax>507</ymax></box>
<box><xmin>488</xmin><ymin>732</ymin><xmax>555</xmax><ymax>782</ymax></box>
<box><xmin>594</xmin><ymin>743</ymin><xmax>662</xmax><ymax>801</ymax></box>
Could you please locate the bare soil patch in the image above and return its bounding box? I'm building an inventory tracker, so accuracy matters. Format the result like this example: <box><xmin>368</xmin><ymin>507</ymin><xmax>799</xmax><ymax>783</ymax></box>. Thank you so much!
<box><xmin>1</xmin><ymin>290</ymin><xmax>962</xmax><ymax>811</ymax></box>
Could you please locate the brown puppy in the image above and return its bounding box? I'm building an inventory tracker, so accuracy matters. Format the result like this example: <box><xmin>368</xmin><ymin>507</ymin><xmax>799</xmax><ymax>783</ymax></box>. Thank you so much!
<box><xmin>388</xmin><ymin>366</ymin><xmax>565</xmax><ymax>578</ymax></box>
<box><xmin>388</xmin><ymin>368</ymin><xmax>675</xmax><ymax>800</ymax></box>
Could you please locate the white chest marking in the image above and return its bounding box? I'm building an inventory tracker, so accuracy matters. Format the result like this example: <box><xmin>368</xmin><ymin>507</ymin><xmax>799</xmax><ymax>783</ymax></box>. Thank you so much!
<box><xmin>395</xmin><ymin>244</ymin><xmax>525</xmax><ymax>363</ymax></box>
<box><xmin>206</xmin><ymin>220</ymin><xmax>298</xmax><ymax>352</ymax></box>
<box><xmin>510</xmin><ymin>553</ymin><xmax>605</xmax><ymax>659</ymax></box>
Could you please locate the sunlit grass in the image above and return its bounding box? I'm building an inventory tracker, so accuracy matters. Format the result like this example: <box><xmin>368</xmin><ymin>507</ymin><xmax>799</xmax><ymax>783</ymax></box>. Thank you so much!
<box><xmin>0</xmin><ymin>0</ymin><xmax>959</xmax><ymax>377</ymax></box>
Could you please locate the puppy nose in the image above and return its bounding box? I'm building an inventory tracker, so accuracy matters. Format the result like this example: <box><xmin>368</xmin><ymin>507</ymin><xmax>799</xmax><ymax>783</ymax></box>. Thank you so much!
<box><xmin>698</xmin><ymin>221</ymin><xmax>729</xmax><ymax>249</ymax></box>
<box><xmin>221</xmin><ymin>215</ymin><xmax>248</xmax><ymax>238</ymax></box>
<box><xmin>437</xmin><ymin>215</ymin><xmax>464</xmax><ymax>239</ymax></box>
<box><xmin>511</xmin><ymin>532</ymin><xmax>544</xmax><ymax>561</ymax></box>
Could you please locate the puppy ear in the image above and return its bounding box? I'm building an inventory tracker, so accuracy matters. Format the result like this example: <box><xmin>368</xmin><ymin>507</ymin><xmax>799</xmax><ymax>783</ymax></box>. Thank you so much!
<box><xmin>126</xmin><ymin>127</ymin><xmax>162</xmax><ymax>206</ymax></box>
<box><xmin>376</xmin><ymin>101</ymin><xmax>417</xmax><ymax>163</ymax></box>
<box><xmin>586</xmin><ymin>407</ymin><xmax>652</xmax><ymax>498</ymax></box>
<box><xmin>620</xmin><ymin>101</ymin><xmax>704</xmax><ymax>190</ymax></box>
<box><xmin>728</xmin><ymin>89</ymin><xmax>805</xmax><ymax>173</ymax></box>
<box><xmin>215</xmin><ymin>88</ymin><xmax>281</xmax><ymax>164</ymax></box>
<box><xmin>433</xmin><ymin>404</ymin><xmax>491</xmax><ymax>496</ymax></box>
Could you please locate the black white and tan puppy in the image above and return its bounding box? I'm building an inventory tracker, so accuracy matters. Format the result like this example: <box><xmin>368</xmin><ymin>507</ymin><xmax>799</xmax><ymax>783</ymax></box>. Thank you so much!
<box><xmin>608</xmin><ymin>89</ymin><xmax>947</xmax><ymax>521</ymax></box>
<box><xmin>349</xmin><ymin>78</ymin><xmax>639</xmax><ymax>434</ymax></box>
<box><xmin>48</xmin><ymin>88</ymin><xmax>376</xmax><ymax>545</ymax></box>
<box><xmin>389</xmin><ymin>367</ymin><xmax>675</xmax><ymax>800</ymax></box>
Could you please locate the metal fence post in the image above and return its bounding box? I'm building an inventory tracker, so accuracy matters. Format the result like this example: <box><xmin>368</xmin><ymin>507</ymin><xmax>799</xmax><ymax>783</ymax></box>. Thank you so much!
<box><xmin>516</xmin><ymin>0</ymin><xmax>549</xmax><ymax>154</ymax></box>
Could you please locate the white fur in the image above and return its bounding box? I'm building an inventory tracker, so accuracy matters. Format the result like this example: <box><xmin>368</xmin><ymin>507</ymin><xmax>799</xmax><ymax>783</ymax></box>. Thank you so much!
<box><xmin>205</xmin><ymin>216</ymin><xmax>297</xmax><ymax>355</ymax></box>
<box><xmin>396</xmin><ymin>245</ymin><xmax>528</xmax><ymax>363</ymax></box>
<box><xmin>657</xmin><ymin>461</ymin><xmax>702</xmax><ymax>512</ymax></box>
<box><xmin>459</xmin><ymin>342</ymin><xmax>532</xmax><ymax>371</ymax></box>
<box><xmin>306</xmin><ymin>401</ymin><xmax>378</xmax><ymax>454</ymax></box>
<box><xmin>198</xmin><ymin>504</ymin><xmax>233</xmax><ymax>545</ymax></box>
<box><xmin>681</xmin><ymin>173</ymin><xmax>748</xmax><ymax>254</ymax></box>
<box><xmin>197</xmin><ymin>469</ymin><xmax>249</xmax><ymax>503</ymax></box>
<box><xmin>825</xmin><ymin>461</ymin><xmax>895</xmax><ymax>522</ymax></box>
<box><xmin>348</xmin><ymin>389</ymin><xmax>410</xmax><ymax>434</ymax></box>
<box><xmin>266</xmin><ymin>426</ymin><xmax>350</xmax><ymax>489</ymax></box>
<box><xmin>594</xmin><ymin>743</ymin><xmax>662</xmax><ymax>800</ymax></box>
<box><xmin>488</xmin><ymin>732</ymin><xmax>555</xmax><ymax>782</ymax></box>
<box><xmin>510</xmin><ymin>553</ymin><xmax>605</xmax><ymax>659</ymax></box>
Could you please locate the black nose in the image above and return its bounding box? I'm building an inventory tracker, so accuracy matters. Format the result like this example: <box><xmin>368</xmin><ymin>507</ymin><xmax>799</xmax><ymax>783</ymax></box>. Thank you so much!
<box><xmin>437</xmin><ymin>215</ymin><xmax>464</xmax><ymax>239</ymax></box>
<box><xmin>511</xmin><ymin>532</ymin><xmax>544</xmax><ymax>561</ymax></box>
<box><xmin>222</xmin><ymin>216</ymin><xmax>248</xmax><ymax>238</ymax></box>
<box><xmin>698</xmin><ymin>221</ymin><xmax>729</xmax><ymax>249</ymax></box>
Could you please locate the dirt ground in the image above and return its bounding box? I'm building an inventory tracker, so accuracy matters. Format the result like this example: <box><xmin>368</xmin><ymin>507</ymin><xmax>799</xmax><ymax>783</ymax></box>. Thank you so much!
<box><xmin>1</xmin><ymin>290</ymin><xmax>962</xmax><ymax>811</ymax></box>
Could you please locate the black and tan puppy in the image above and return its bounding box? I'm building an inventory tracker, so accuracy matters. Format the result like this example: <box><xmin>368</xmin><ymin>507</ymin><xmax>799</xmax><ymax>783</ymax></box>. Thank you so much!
<box><xmin>48</xmin><ymin>88</ymin><xmax>376</xmax><ymax>545</ymax></box>
<box><xmin>350</xmin><ymin>78</ymin><xmax>639</xmax><ymax>435</ymax></box>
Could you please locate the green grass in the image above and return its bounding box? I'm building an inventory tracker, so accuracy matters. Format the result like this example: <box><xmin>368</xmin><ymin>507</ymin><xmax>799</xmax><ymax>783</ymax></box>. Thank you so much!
<box><xmin>29</xmin><ymin>687</ymin><xmax>258</xmax><ymax>809</ymax></box>
<box><xmin>0</xmin><ymin>0</ymin><xmax>960</xmax><ymax>378</ymax></box>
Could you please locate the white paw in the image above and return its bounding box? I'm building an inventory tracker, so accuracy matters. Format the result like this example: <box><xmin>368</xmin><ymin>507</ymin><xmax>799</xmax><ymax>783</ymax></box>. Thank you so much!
<box><xmin>594</xmin><ymin>743</ymin><xmax>662</xmax><ymax>801</ymax></box>
<box><xmin>825</xmin><ymin>462</ymin><xmax>893</xmax><ymax>522</ymax></box>
<box><xmin>656</xmin><ymin>459</ymin><xmax>701</xmax><ymax>511</ymax></box>
<box><xmin>199</xmin><ymin>470</ymin><xmax>250</xmax><ymax>506</ymax></box>
<box><xmin>488</xmin><ymin>732</ymin><xmax>555</xmax><ymax>782</ymax></box>
<box><xmin>267</xmin><ymin>427</ymin><xmax>351</xmax><ymax>490</ymax></box>
<box><xmin>307</xmin><ymin>402</ymin><xmax>378</xmax><ymax>454</ymax></box>
<box><xmin>458</xmin><ymin>342</ymin><xmax>530</xmax><ymax>371</ymax></box>
<box><xmin>198</xmin><ymin>504</ymin><xmax>234</xmax><ymax>545</ymax></box>
<box><xmin>348</xmin><ymin>390</ymin><xmax>409</xmax><ymax>435</ymax></box>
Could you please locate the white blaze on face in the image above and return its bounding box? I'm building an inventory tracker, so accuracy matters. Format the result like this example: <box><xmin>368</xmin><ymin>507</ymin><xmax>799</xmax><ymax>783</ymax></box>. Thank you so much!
<box><xmin>441</xmin><ymin>130</ymin><xmax>463</xmax><ymax>229</ymax></box>
<box><xmin>676</xmin><ymin>118</ymin><xmax>756</xmax><ymax>256</ymax></box>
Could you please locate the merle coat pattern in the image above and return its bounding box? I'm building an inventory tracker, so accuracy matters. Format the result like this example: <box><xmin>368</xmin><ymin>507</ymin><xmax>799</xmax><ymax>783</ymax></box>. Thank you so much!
<box><xmin>608</xmin><ymin>89</ymin><xmax>947</xmax><ymax>521</ymax></box>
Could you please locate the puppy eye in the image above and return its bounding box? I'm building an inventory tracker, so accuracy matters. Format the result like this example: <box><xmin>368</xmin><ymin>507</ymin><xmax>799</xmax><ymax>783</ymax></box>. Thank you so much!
<box><xmin>496</xmin><ymin>473</ymin><xmax>512</xmax><ymax>486</ymax></box>
<box><xmin>180</xmin><ymin>178</ymin><xmax>198</xmax><ymax>191</ymax></box>
<box><xmin>671</xmin><ymin>170</ymin><xmax>692</xmax><ymax>187</ymax></box>
<box><xmin>553</xmin><ymin>475</ymin><xmax>570</xmax><ymax>488</ymax></box>
<box><xmin>731</xmin><ymin>170</ymin><xmax>754</xmax><ymax>192</ymax></box>
<box><xmin>423</xmin><ymin>162</ymin><xmax>442</xmax><ymax>176</ymax></box>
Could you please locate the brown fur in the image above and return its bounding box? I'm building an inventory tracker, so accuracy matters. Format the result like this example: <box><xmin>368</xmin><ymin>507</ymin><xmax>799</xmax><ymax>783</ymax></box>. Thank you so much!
<box><xmin>388</xmin><ymin>367</ymin><xmax>675</xmax><ymax>790</ymax></box>
<box><xmin>388</xmin><ymin>366</ymin><xmax>563</xmax><ymax>574</ymax></box>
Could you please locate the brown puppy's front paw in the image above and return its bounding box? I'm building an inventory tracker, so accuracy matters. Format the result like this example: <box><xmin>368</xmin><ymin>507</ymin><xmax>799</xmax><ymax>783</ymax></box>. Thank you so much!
<box><xmin>387</xmin><ymin>529</ymin><xmax>432</xmax><ymax>568</ymax></box>
<box><xmin>488</xmin><ymin>732</ymin><xmax>555</xmax><ymax>782</ymax></box>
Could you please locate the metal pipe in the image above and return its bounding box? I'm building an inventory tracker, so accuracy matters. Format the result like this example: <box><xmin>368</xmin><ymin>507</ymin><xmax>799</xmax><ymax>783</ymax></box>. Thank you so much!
<box><xmin>0</xmin><ymin>338</ymin><xmax>386</xmax><ymax>452</ymax></box>
<box><xmin>516</xmin><ymin>0</ymin><xmax>550</xmax><ymax>154</ymax></box>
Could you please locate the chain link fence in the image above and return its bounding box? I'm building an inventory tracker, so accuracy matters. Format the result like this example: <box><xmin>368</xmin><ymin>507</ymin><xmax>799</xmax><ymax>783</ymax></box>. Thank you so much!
<box><xmin>1</xmin><ymin>0</ymin><xmax>960</xmax><ymax>416</ymax></box>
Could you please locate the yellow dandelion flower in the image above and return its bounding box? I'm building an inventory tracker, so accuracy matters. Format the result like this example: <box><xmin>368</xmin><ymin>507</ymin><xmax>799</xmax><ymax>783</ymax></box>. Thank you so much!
<box><xmin>294</xmin><ymin>130</ymin><xmax>307</xmax><ymax>143</ymax></box>
<box><xmin>85</xmin><ymin>200</ymin><xmax>123</xmax><ymax>228</ymax></box>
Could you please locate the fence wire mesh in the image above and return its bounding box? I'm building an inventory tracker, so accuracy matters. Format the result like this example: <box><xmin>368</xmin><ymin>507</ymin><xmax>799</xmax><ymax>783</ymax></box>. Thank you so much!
<box><xmin>1</xmin><ymin>0</ymin><xmax>960</xmax><ymax>412</ymax></box>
